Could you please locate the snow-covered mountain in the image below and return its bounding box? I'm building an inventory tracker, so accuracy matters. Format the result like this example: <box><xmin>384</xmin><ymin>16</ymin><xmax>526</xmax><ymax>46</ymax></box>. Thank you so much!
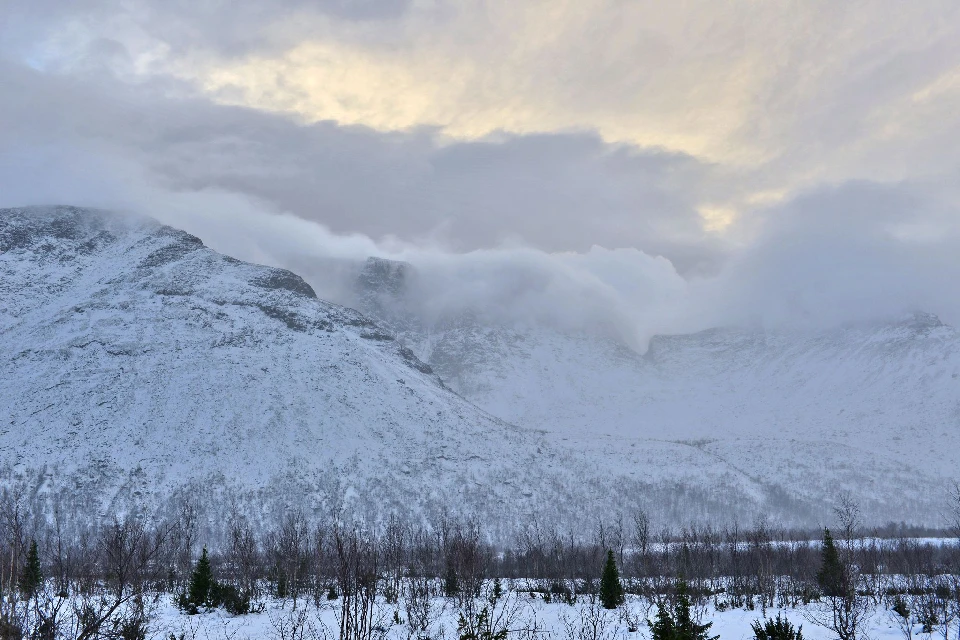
<box><xmin>2</xmin><ymin>206</ymin><xmax>809</xmax><ymax>534</ymax></box>
<box><xmin>2</xmin><ymin>207</ymin><xmax>956</xmax><ymax>531</ymax></box>
<box><xmin>352</xmin><ymin>257</ymin><xmax>960</xmax><ymax>525</ymax></box>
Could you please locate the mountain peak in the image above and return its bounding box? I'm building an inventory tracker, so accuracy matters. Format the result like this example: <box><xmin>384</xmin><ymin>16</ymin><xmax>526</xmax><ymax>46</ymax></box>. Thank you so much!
<box><xmin>356</xmin><ymin>256</ymin><xmax>413</xmax><ymax>297</ymax></box>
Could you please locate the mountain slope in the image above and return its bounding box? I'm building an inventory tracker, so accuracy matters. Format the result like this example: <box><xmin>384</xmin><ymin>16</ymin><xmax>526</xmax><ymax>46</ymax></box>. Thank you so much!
<box><xmin>352</xmin><ymin>257</ymin><xmax>960</xmax><ymax>524</ymax></box>
<box><xmin>3</xmin><ymin>206</ymin><xmax>813</xmax><ymax>533</ymax></box>
<box><xmin>0</xmin><ymin>207</ymin><xmax>554</xmax><ymax>526</ymax></box>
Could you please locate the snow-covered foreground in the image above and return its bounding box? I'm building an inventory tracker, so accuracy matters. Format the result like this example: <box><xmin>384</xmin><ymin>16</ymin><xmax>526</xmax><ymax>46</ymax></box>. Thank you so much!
<box><xmin>152</xmin><ymin>593</ymin><xmax>910</xmax><ymax>640</ymax></box>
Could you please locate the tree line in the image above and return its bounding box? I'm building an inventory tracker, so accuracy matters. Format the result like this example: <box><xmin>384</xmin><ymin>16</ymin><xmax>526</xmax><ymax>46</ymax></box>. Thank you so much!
<box><xmin>1</xmin><ymin>489</ymin><xmax>960</xmax><ymax>640</ymax></box>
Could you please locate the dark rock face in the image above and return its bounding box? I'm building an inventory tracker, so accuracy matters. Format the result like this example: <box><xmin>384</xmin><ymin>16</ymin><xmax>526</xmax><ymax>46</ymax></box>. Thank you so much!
<box><xmin>1</xmin><ymin>205</ymin><xmax>92</xmax><ymax>251</ymax></box>
<box><xmin>356</xmin><ymin>257</ymin><xmax>411</xmax><ymax>299</ymax></box>
<box><xmin>351</xmin><ymin>257</ymin><xmax>424</xmax><ymax>343</ymax></box>
<box><xmin>0</xmin><ymin>224</ymin><xmax>36</xmax><ymax>252</ymax></box>
<box><xmin>139</xmin><ymin>241</ymin><xmax>201</xmax><ymax>269</ymax></box>
<box><xmin>398</xmin><ymin>346</ymin><xmax>433</xmax><ymax>374</ymax></box>
<box><xmin>360</xmin><ymin>331</ymin><xmax>394</xmax><ymax>341</ymax></box>
<box><xmin>252</xmin><ymin>270</ymin><xmax>317</xmax><ymax>299</ymax></box>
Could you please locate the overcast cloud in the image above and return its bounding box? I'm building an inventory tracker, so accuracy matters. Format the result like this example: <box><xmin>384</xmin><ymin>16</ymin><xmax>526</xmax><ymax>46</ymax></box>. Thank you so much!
<box><xmin>2</xmin><ymin>0</ymin><xmax>960</xmax><ymax>344</ymax></box>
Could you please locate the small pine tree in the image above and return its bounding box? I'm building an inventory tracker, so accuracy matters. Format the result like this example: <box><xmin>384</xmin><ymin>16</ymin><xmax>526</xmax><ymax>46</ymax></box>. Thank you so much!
<box><xmin>180</xmin><ymin>547</ymin><xmax>215</xmax><ymax>614</ymax></box>
<box><xmin>599</xmin><ymin>550</ymin><xmax>624</xmax><ymax>609</ymax></box>
<box><xmin>751</xmin><ymin>614</ymin><xmax>803</xmax><ymax>640</ymax></box>
<box><xmin>444</xmin><ymin>561</ymin><xmax>459</xmax><ymax>597</ymax></box>
<box><xmin>674</xmin><ymin>581</ymin><xmax>718</xmax><ymax>640</ymax></box>
<box><xmin>891</xmin><ymin>595</ymin><xmax>910</xmax><ymax>622</ymax></box>
<box><xmin>816</xmin><ymin>529</ymin><xmax>845</xmax><ymax>598</ymax></box>
<box><xmin>490</xmin><ymin>577</ymin><xmax>504</xmax><ymax>606</ymax></box>
<box><xmin>18</xmin><ymin>540</ymin><xmax>42</xmax><ymax>599</ymax></box>
<box><xmin>650</xmin><ymin>602</ymin><xmax>678</xmax><ymax>640</ymax></box>
<box><xmin>458</xmin><ymin>580</ymin><xmax>508</xmax><ymax>640</ymax></box>
<box><xmin>920</xmin><ymin>610</ymin><xmax>939</xmax><ymax>635</ymax></box>
<box><xmin>457</xmin><ymin>606</ymin><xmax>507</xmax><ymax>640</ymax></box>
<box><xmin>275</xmin><ymin>570</ymin><xmax>288</xmax><ymax>599</ymax></box>
<box><xmin>890</xmin><ymin>595</ymin><xmax>913</xmax><ymax>640</ymax></box>
<box><xmin>650</xmin><ymin>581</ymin><xmax>718</xmax><ymax>640</ymax></box>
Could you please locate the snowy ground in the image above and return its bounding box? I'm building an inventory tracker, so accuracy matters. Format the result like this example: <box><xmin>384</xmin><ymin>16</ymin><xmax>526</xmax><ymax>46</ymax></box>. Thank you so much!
<box><xmin>151</xmin><ymin>592</ymin><xmax>912</xmax><ymax>640</ymax></box>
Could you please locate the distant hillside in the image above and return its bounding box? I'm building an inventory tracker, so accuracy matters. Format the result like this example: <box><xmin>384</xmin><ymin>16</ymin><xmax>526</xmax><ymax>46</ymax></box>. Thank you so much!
<box><xmin>352</xmin><ymin>256</ymin><xmax>960</xmax><ymax>525</ymax></box>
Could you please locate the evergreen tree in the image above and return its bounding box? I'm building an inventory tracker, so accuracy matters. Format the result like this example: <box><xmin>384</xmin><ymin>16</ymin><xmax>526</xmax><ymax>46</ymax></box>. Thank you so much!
<box><xmin>599</xmin><ymin>549</ymin><xmax>624</xmax><ymax>609</ymax></box>
<box><xmin>444</xmin><ymin>560</ymin><xmax>460</xmax><ymax>597</ymax></box>
<box><xmin>816</xmin><ymin>529</ymin><xmax>846</xmax><ymax>598</ymax></box>
<box><xmin>458</xmin><ymin>607</ymin><xmax>507</xmax><ymax>640</ymax></box>
<box><xmin>649</xmin><ymin>581</ymin><xmax>718</xmax><ymax>640</ymax></box>
<box><xmin>18</xmin><ymin>540</ymin><xmax>42</xmax><ymax>599</ymax></box>
<box><xmin>674</xmin><ymin>581</ymin><xmax>717</xmax><ymax>640</ymax></box>
<box><xmin>180</xmin><ymin>547</ymin><xmax>215</xmax><ymax>614</ymax></box>
<box><xmin>274</xmin><ymin>569</ymin><xmax>288</xmax><ymax>599</ymax></box>
<box><xmin>890</xmin><ymin>595</ymin><xmax>913</xmax><ymax>640</ymax></box>
<box><xmin>891</xmin><ymin>595</ymin><xmax>911</xmax><ymax>622</ymax></box>
<box><xmin>650</xmin><ymin>602</ymin><xmax>677</xmax><ymax>640</ymax></box>
<box><xmin>458</xmin><ymin>578</ymin><xmax>508</xmax><ymax>640</ymax></box>
<box><xmin>751</xmin><ymin>614</ymin><xmax>803</xmax><ymax>640</ymax></box>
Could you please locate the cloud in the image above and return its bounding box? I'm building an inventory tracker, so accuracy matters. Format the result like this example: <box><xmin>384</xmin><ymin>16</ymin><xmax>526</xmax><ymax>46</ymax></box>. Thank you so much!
<box><xmin>29</xmin><ymin>0</ymin><xmax>953</xmax><ymax>189</ymax></box>
<box><xmin>8</xmin><ymin>0</ymin><xmax>960</xmax><ymax>245</ymax></box>
<box><xmin>699</xmin><ymin>181</ymin><xmax>960</xmax><ymax>330</ymax></box>
<box><xmin>378</xmin><ymin>245</ymin><xmax>689</xmax><ymax>348</ymax></box>
<box><xmin>2</xmin><ymin>0</ymin><xmax>410</xmax><ymax>64</ymax></box>
<box><xmin>0</xmin><ymin>58</ymin><xmax>709</xmax><ymax>346</ymax></box>
<box><xmin>0</xmin><ymin>59</ymin><xmax>726</xmax><ymax>272</ymax></box>
<box><xmin>4</xmin><ymin>0</ymin><xmax>960</xmax><ymax>346</ymax></box>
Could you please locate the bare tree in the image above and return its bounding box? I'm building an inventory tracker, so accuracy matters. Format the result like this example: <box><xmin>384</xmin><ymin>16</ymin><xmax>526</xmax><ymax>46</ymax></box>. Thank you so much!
<box><xmin>67</xmin><ymin>516</ymin><xmax>172</xmax><ymax>640</ymax></box>
<box><xmin>747</xmin><ymin>517</ymin><xmax>775</xmax><ymax>616</ymax></box>
<box><xmin>273</xmin><ymin>511</ymin><xmax>311</xmax><ymax>610</ymax></box>
<box><xmin>269</xmin><ymin>606</ymin><xmax>317</xmax><ymax>640</ymax></box>
<box><xmin>334</xmin><ymin>522</ymin><xmax>381</xmax><ymax>640</ymax></box>
<box><xmin>0</xmin><ymin>493</ymin><xmax>29</xmax><ymax>639</ymax></box>
<box><xmin>383</xmin><ymin>514</ymin><xmax>406</xmax><ymax>605</ymax></box>
<box><xmin>947</xmin><ymin>484</ymin><xmax>960</xmax><ymax>543</ymax></box>
<box><xmin>560</xmin><ymin>596</ymin><xmax>618</xmax><ymax>640</ymax></box>
<box><xmin>612</xmin><ymin>515</ymin><xmax>626</xmax><ymax>571</ymax></box>
<box><xmin>448</xmin><ymin>520</ymin><xmax>489</xmax><ymax>615</ymax></box>
<box><xmin>632</xmin><ymin>510</ymin><xmax>650</xmax><ymax>576</ymax></box>
<box><xmin>229</xmin><ymin>517</ymin><xmax>262</xmax><ymax>608</ymax></box>
<box><xmin>403</xmin><ymin>526</ymin><xmax>445</xmax><ymax>640</ymax></box>
<box><xmin>456</xmin><ymin>578</ymin><xmax>525</xmax><ymax>640</ymax></box>
<box><xmin>176</xmin><ymin>498</ymin><xmax>201</xmax><ymax>580</ymax></box>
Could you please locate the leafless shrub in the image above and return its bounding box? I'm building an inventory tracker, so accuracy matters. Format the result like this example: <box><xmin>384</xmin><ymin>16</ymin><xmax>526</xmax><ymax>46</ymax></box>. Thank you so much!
<box><xmin>560</xmin><ymin>598</ymin><xmax>619</xmax><ymax>640</ymax></box>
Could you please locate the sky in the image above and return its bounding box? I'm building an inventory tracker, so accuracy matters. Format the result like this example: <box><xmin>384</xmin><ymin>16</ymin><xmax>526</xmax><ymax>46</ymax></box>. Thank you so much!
<box><xmin>2</xmin><ymin>0</ymin><xmax>960</xmax><ymax>344</ymax></box>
